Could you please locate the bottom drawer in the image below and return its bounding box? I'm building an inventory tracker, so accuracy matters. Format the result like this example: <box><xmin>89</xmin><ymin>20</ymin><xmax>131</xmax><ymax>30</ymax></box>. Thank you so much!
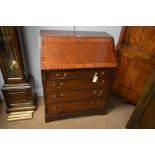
<box><xmin>46</xmin><ymin>99</ymin><xmax>107</xmax><ymax>114</ymax></box>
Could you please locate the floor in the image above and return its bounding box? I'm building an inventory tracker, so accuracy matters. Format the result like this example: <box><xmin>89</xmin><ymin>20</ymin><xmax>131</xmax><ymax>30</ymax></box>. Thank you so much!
<box><xmin>0</xmin><ymin>94</ymin><xmax>135</xmax><ymax>129</ymax></box>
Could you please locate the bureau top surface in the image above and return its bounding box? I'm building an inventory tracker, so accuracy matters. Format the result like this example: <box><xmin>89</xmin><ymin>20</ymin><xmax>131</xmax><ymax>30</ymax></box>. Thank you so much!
<box><xmin>40</xmin><ymin>30</ymin><xmax>113</xmax><ymax>38</ymax></box>
<box><xmin>40</xmin><ymin>30</ymin><xmax>117</xmax><ymax>70</ymax></box>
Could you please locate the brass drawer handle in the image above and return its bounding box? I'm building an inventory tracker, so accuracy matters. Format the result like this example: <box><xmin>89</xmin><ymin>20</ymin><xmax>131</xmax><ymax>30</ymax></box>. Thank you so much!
<box><xmin>93</xmin><ymin>90</ymin><xmax>103</xmax><ymax>96</ymax></box>
<box><xmin>90</xmin><ymin>102</ymin><xmax>95</xmax><ymax>105</ymax></box>
<box><xmin>93</xmin><ymin>91</ymin><xmax>97</xmax><ymax>94</ymax></box>
<box><xmin>102</xmin><ymin>71</ymin><xmax>105</xmax><ymax>75</ymax></box>
<box><xmin>52</xmin><ymin>93</ymin><xmax>64</xmax><ymax>98</ymax></box>
<box><xmin>56</xmin><ymin>73</ymin><xmax>59</xmax><ymax>77</ymax></box>
<box><xmin>64</xmin><ymin>73</ymin><xmax>67</xmax><ymax>77</ymax></box>
<box><xmin>56</xmin><ymin>87</ymin><xmax>62</xmax><ymax>89</ymax></box>
<box><xmin>54</xmin><ymin>105</ymin><xmax>63</xmax><ymax>110</ymax></box>
<box><xmin>99</xmin><ymin>80</ymin><xmax>105</xmax><ymax>85</ymax></box>
<box><xmin>91</xmin><ymin>101</ymin><xmax>99</xmax><ymax>105</ymax></box>
<box><xmin>56</xmin><ymin>83</ymin><xmax>63</xmax><ymax>88</ymax></box>
<box><xmin>52</xmin><ymin>82</ymin><xmax>56</xmax><ymax>86</ymax></box>
<box><xmin>51</xmin><ymin>82</ymin><xmax>63</xmax><ymax>88</ymax></box>
<box><xmin>102</xmin><ymin>80</ymin><xmax>105</xmax><ymax>83</ymax></box>
<box><xmin>53</xmin><ymin>94</ymin><xmax>56</xmax><ymax>98</ymax></box>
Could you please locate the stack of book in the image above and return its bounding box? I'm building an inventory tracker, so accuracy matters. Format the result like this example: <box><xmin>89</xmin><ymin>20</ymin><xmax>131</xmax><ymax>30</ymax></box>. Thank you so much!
<box><xmin>7</xmin><ymin>110</ymin><xmax>34</xmax><ymax>121</ymax></box>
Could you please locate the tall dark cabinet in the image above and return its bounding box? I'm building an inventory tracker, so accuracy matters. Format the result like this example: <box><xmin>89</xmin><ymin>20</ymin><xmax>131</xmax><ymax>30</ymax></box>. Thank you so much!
<box><xmin>0</xmin><ymin>26</ymin><xmax>37</xmax><ymax>113</ymax></box>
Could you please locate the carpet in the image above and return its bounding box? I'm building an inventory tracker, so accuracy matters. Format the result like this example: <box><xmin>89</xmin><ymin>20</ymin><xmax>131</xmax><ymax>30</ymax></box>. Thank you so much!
<box><xmin>0</xmin><ymin>94</ymin><xmax>135</xmax><ymax>129</ymax></box>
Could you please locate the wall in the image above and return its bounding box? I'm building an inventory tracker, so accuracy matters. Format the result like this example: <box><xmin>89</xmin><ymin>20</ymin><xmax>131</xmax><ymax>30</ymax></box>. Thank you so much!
<box><xmin>21</xmin><ymin>26</ymin><xmax>74</xmax><ymax>96</ymax></box>
<box><xmin>0</xmin><ymin>26</ymin><xmax>121</xmax><ymax>97</ymax></box>
<box><xmin>75</xmin><ymin>26</ymin><xmax>121</xmax><ymax>44</ymax></box>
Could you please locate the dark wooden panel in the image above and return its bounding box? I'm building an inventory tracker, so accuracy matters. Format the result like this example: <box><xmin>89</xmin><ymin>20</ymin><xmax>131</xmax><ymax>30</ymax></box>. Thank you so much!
<box><xmin>44</xmin><ymin>88</ymin><xmax>109</xmax><ymax>102</ymax></box>
<box><xmin>43</xmin><ymin>77</ymin><xmax>110</xmax><ymax>91</ymax></box>
<box><xmin>42</xmin><ymin>69</ymin><xmax>112</xmax><ymax>80</ymax></box>
<box><xmin>6</xmin><ymin>91</ymin><xmax>30</xmax><ymax>104</ymax></box>
<box><xmin>126</xmin><ymin>69</ymin><xmax>155</xmax><ymax>129</ymax></box>
<box><xmin>9</xmin><ymin>102</ymin><xmax>33</xmax><ymax>108</ymax></box>
<box><xmin>45</xmin><ymin>108</ymin><xmax>107</xmax><ymax>122</ymax></box>
<box><xmin>46</xmin><ymin>99</ymin><xmax>106</xmax><ymax>114</ymax></box>
<box><xmin>2</xmin><ymin>88</ymin><xmax>33</xmax><ymax>106</ymax></box>
<box><xmin>2</xmin><ymin>75</ymin><xmax>37</xmax><ymax>113</ymax></box>
<box><xmin>138</xmin><ymin>95</ymin><xmax>155</xmax><ymax>128</ymax></box>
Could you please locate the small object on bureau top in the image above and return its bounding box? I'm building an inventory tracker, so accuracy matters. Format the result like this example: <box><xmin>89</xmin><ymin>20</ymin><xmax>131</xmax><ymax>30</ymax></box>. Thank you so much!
<box><xmin>40</xmin><ymin>30</ymin><xmax>117</xmax><ymax>122</ymax></box>
<box><xmin>92</xmin><ymin>72</ymin><xmax>98</xmax><ymax>83</ymax></box>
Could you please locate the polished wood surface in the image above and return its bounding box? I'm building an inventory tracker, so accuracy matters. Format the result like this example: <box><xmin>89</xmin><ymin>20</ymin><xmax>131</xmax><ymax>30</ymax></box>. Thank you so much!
<box><xmin>41</xmin><ymin>30</ymin><xmax>117</xmax><ymax>70</ymax></box>
<box><xmin>41</xmin><ymin>31</ymin><xmax>117</xmax><ymax>122</ymax></box>
<box><xmin>122</xmin><ymin>26</ymin><xmax>155</xmax><ymax>52</ymax></box>
<box><xmin>2</xmin><ymin>75</ymin><xmax>37</xmax><ymax>113</ymax></box>
<box><xmin>46</xmin><ymin>99</ymin><xmax>107</xmax><ymax>115</ymax></box>
<box><xmin>42</xmin><ymin>69</ymin><xmax>112</xmax><ymax>122</ymax></box>
<box><xmin>126</xmin><ymin>69</ymin><xmax>155</xmax><ymax>129</ymax></box>
<box><xmin>45</xmin><ymin>88</ymin><xmax>109</xmax><ymax>102</ymax></box>
<box><xmin>112</xmin><ymin>26</ymin><xmax>155</xmax><ymax>104</ymax></box>
<box><xmin>112</xmin><ymin>54</ymin><xmax>154</xmax><ymax>103</ymax></box>
<box><xmin>43</xmin><ymin>78</ymin><xmax>110</xmax><ymax>91</ymax></box>
<box><xmin>42</xmin><ymin>68</ymin><xmax>112</xmax><ymax>80</ymax></box>
<box><xmin>45</xmin><ymin>108</ymin><xmax>107</xmax><ymax>122</ymax></box>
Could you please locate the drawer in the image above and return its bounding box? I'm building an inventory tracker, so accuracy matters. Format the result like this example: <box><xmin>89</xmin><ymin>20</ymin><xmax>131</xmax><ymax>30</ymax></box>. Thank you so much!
<box><xmin>46</xmin><ymin>99</ymin><xmax>107</xmax><ymax>114</ymax></box>
<box><xmin>42</xmin><ymin>69</ymin><xmax>112</xmax><ymax>80</ymax></box>
<box><xmin>44</xmin><ymin>88</ymin><xmax>109</xmax><ymax>102</ymax></box>
<box><xmin>43</xmin><ymin>77</ymin><xmax>110</xmax><ymax>91</ymax></box>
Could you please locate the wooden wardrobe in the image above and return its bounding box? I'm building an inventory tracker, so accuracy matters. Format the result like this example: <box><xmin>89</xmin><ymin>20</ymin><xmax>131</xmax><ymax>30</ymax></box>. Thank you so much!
<box><xmin>112</xmin><ymin>26</ymin><xmax>155</xmax><ymax>104</ymax></box>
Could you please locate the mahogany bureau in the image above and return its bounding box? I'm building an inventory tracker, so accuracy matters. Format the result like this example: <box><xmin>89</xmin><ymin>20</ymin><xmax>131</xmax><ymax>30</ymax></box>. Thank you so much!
<box><xmin>40</xmin><ymin>30</ymin><xmax>117</xmax><ymax>122</ymax></box>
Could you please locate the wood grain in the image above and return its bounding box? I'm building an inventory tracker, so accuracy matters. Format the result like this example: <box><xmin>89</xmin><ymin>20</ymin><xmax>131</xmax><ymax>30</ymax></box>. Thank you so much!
<box><xmin>46</xmin><ymin>99</ymin><xmax>106</xmax><ymax>115</ymax></box>
<box><xmin>41</xmin><ymin>30</ymin><xmax>117</xmax><ymax>122</ymax></box>
<box><xmin>40</xmin><ymin>30</ymin><xmax>117</xmax><ymax>70</ymax></box>
<box><xmin>112</xmin><ymin>26</ymin><xmax>155</xmax><ymax>104</ymax></box>
<box><xmin>126</xmin><ymin>69</ymin><xmax>155</xmax><ymax>128</ymax></box>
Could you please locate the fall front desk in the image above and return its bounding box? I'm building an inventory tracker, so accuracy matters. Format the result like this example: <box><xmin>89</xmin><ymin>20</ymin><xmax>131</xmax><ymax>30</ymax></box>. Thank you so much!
<box><xmin>40</xmin><ymin>30</ymin><xmax>117</xmax><ymax>122</ymax></box>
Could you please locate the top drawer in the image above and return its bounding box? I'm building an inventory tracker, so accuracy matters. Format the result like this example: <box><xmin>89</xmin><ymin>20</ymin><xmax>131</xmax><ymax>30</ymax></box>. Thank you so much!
<box><xmin>42</xmin><ymin>69</ymin><xmax>112</xmax><ymax>80</ymax></box>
